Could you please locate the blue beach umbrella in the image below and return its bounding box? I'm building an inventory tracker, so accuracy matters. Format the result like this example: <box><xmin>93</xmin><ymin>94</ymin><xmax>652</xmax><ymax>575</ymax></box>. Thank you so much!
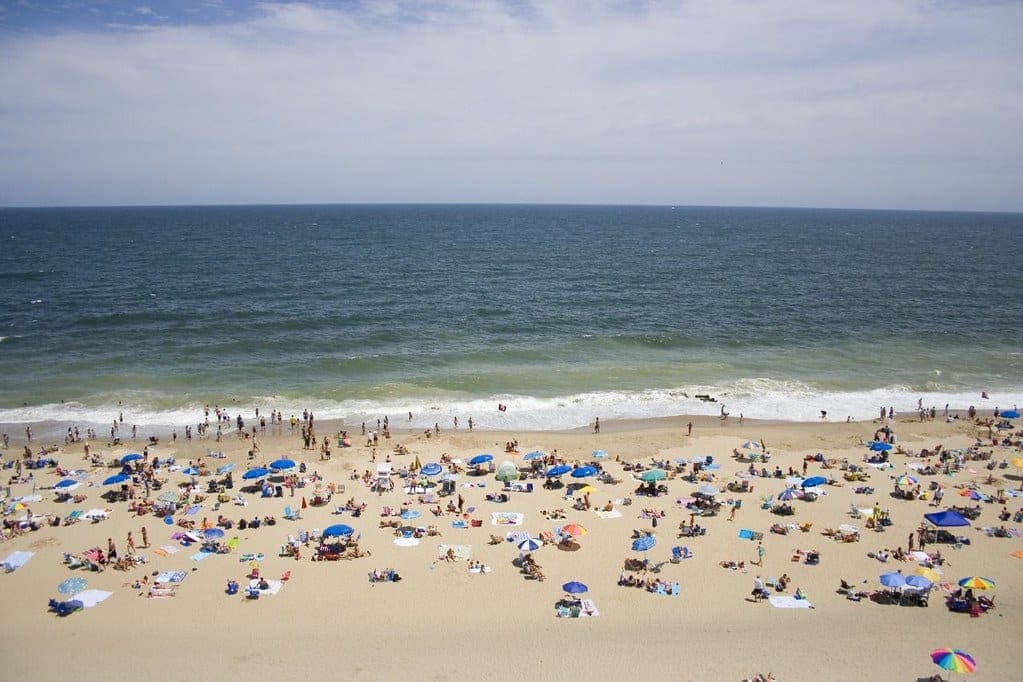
<box><xmin>523</xmin><ymin>451</ymin><xmax>545</xmax><ymax>461</ymax></box>
<box><xmin>638</xmin><ymin>469</ymin><xmax>666</xmax><ymax>482</ymax></box>
<box><xmin>469</xmin><ymin>454</ymin><xmax>493</xmax><ymax>466</ymax></box>
<box><xmin>103</xmin><ymin>473</ymin><xmax>129</xmax><ymax>486</ymax></box>
<box><xmin>204</xmin><ymin>528</ymin><xmax>225</xmax><ymax>539</ymax></box>
<box><xmin>54</xmin><ymin>479</ymin><xmax>79</xmax><ymax>490</ymax></box>
<box><xmin>322</xmin><ymin>524</ymin><xmax>354</xmax><ymax>538</ymax></box>
<box><xmin>904</xmin><ymin>575</ymin><xmax>933</xmax><ymax>590</ymax></box>
<box><xmin>1001</xmin><ymin>410</ymin><xmax>1020</xmax><ymax>419</ymax></box>
<box><xmin>880</xmin><ymin>572</ymin><xmax>907</xmax><ymax>588</ymax></box>
<box><xmin>216</xmin><ymin>463</ymin><xmax>235</xmax><ymax>475</ymax></box>
<box><xmin>270</xmin><ymin>458</ymin><xmax>295</xmax><ymax>471</ymax></box>
<box><xmin>546</xmin><ymin>464</ymin><xmax>571</xmax><ymax>478</ymax></box>
<box><xmin>571</xmin><ymin>466</ymin><xmax>597</xmax><ymax>478</ymax></box>
<box><xmin>242</xmin><ymin>467</ymin><xmax>269</xmax><ymax>480</ymax></box>
<box><xmin>421</xmin><ymin>463</ymin><xmax>443</xmax><ymax>476</ymax></box>
<box><xmin>869</xmin><ymin>441</ymin><xmax>892</xmax><ymax>452</ymax></box>
<box><xmin>778</xmin><ymin>488</ymin><xmax>802</xmax><ymax>501</ymax></box>
<box><xmin>562</xmin><ymin>581</ymin><xmax>588</xmax><ymax>595</ymax></box>
<box><xmin>121</xmin><ymin>453</ymin><xmax>143</xmax><ymax>463</ymax></box>
<box><xmin>181</xmin><ymin>467</ymin><xmax>200</xmax><ymax>476</ymax></box>
<box><xmin>802</xmin><ymin>476</ymin><xmax>827</xmax><ymax>488</ymax></box>
<box><xmin>631</xmin><ymin>535</ymin><xmax>657</xmax><ymax>552</ymax></box>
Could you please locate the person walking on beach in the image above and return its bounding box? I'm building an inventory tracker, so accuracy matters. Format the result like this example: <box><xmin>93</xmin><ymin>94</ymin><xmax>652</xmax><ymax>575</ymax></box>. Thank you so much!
<box><xmin>729</xmin><ymin>504</ymin><xmax>738</xmax><ymax>522</ymax></box>
<box><xmin>754</xmin><ymin>542</ymin><xmax>765</xmax><ymax>566</ymax></box>
<box><xmin>908</xmin><ymin>533</ymin><xmax>914</xmax><ymax>552</ymax></box>
<box><xmin>687</xmin><ymin>421</ymin><xmax>693</xmax><ymax>436</ymax></box>
<box><xmin>594</xmin><ymin>417</ymin><xmax>600</xmax><ymax>434</ymax></box>
<box><xmin>126</xmin><ymin>532</ymin><xmax>136</xmax><ymax>555</ymax></box>
<box><xmin>141</xmin><ymin>526</ymin><xmax>149</xmax><ymax>548</ymax></box>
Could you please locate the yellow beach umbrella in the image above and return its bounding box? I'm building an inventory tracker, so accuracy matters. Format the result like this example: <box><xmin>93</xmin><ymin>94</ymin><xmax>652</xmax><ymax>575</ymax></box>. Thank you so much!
<box><xmin>916</xmin><ymin>567</ymin><xmax>941</xmax><ymax>583</ymax></box>
<box><xmin>577</xmin><ymin>485</ymin><xmax>598</xmax><ymax>494</ymax></box>
<box><xmin>1012</xmin><ymin>457</ymin><xmax>1023</xmax><ymax>490</ymax></box>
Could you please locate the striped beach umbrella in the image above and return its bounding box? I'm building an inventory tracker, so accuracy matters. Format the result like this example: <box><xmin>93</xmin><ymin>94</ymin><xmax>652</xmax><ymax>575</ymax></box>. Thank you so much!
<box><xmin>957</xmin><ymin>576</ymin><xmax>995</xmax><ymax>590</ymax></box>
<box><xmin>931</xmin><ymin>648</ymin><xmax>976</xmax><ymax>677</ymax></box>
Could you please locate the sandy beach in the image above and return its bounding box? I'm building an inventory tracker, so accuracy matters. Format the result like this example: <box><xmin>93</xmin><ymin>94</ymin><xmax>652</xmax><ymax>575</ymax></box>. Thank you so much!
<box><xmin>1</xmin><ymin>412</ymin><xmax>1020</xmax><ymax>681</ymax></box>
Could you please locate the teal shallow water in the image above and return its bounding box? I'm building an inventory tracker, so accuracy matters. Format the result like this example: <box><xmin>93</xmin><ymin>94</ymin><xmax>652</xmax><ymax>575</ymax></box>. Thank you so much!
<box><xmin>1</xmin><ymin>204</ymin><xmax>1020</xmax><ymax>432</ymax></box>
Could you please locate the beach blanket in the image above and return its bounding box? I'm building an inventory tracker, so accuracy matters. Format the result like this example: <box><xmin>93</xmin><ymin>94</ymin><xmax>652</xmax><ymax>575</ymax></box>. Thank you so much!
<box><xmin>394</xmin><ymin>537</ymin><xmax>420</xmax><ymax>547</ymax></box>
<box><xmin>84</xmin><ymin>508</ymin><xmax>112</xmax><ymax>520</ymax></box>
<box><xmin>769</xmin><ymin>595</ymin><xmax>813</xmax><ymax>609</ymax></box>
<box><xmin>71</xmin><ymin>589</ymin><xmax>113</xmax><ymax>608</ymax></box>
<box><xmin>1005</xmin><ymin>489</ymin><xmax>1023</xmax><ymax>498</ymax></box>
<box><xmin>738</xmin><ymin>529</ymin><xmax>763</xmax><ymax>541</ymax></box>
<box><xmin>190</xmin><ymin>551</ymin><xmax>212</xmax><ymax>562</ymax></box>
<box><xmin>160</xmin><ymin>545</ymin><xmax>180</xmax><ymax>555</ymax></box>
<box><xmin>155</xmin><ymin>570</ymin><xmax>188</xmax><ymax>584</ymax></box>
<box><xmin>594</xmin><ymin>509</ymin><xmax>622</xmax><ymax>519</ymax></box>
<box><xmin>185</xmin><ymin>505</ymin><xmax>202</xmax><ymax>516</ymax></box>
<box><xmin>491</xmin><ymin>512</ymin><xmax>524</xmax><ymax>526</ymax></box>
<box><xmin>1</xmin><ymin>551</ymin><xmax>34</xmax><ymax>572</ymax></box>
<box><xmin>249</xmin><ymin>578</ymin><xmax>283</xmax><ymax>597</ymax></box>
<box><xmin>557</xmin><ymin>599</ymin><xmax>600</xmax><ymax>617</ymax></box>
<box><xmin>438</xmin><ymin>544</ymin><xmax>472</xmax><ymax>561</ymax></box>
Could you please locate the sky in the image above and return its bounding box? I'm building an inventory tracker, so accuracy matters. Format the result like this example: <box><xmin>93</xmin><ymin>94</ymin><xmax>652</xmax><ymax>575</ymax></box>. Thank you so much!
<box><xmin>0</xmin><ymin>1</ymin><xmax>1021</xmax><ymax>211</ymax></box>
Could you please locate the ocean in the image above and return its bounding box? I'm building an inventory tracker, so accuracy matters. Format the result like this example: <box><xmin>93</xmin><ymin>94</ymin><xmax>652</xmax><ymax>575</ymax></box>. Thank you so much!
<box><xmin>1</xmin><ymin>204</ymin><xmax>1021</xmax><ymax>436</ymax></box>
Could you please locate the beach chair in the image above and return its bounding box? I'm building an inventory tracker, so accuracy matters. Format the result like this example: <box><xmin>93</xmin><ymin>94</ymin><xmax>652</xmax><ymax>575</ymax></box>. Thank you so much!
<box><xmin>64</xmin><ymin>510</ymin><xmax>83</xmax><ymax>526</ymax></box>
<box><xmin>849</xmin><ymin>505</ymin><xmax>863</xmax><ymax>519</ymax></box>
<box><xmin>670</xmin><ymin>582</ymin><xmax>680</xmax><ymax>596</ymax></box>
<box><xmin>655</xmin><ymin>583</ymin><xmax>667</xmax><ymax>596</ymax></box>
<box><xmin>284</xmin><ymin>506</ymin><xmax>301</xmax><ymax>521</ymax></box>
<box><xmin>760</xmin><ymin>496</ymin><xmax>773</xmax><ymax>510</ymax></box>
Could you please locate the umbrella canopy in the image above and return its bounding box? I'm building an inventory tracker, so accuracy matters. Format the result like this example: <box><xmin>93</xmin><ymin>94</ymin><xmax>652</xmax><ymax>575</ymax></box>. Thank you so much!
<box><xmin>562</xmin><ymin>581</ymin><xmax>588</xmax><ymax>594</ymax></box>
<box><xmin>495</xmin><ymin>464</ymin><xmax>519</xmax><ymax>482</ymax></box>
<box><xmin>546</xmin><ymin>464</ymin><xmax>571</xmax><ymax>478</ymax></box>
<box><xmin>523</xmin><ymin>450</ymin><xmax>545</xmax><ymax>461</ymax></box>
<box><xmin>904</xmin><ymin>575</ymin><xmax>933</xmax><ymax>590</ymax></box>
<box><xmin>399</xmin><ymin>509</ymin><xmax>421</xmax><ymax>520</ymax></box>
<box><xmin>916</xmin><ymin>567</ymin><xmax>942</xmax><ymax>582</ymax></box>
<box><xmin>421</xmin><ymin>463</ymin><xmax>443</xmax><ymax>476</ymax></box>
<box><xmin>204</xmin><ymin>528</ymin><xmax>225</xmax><ymax>539</ymax></box>
<box><xmin>741</xmin><ymin>440</ymin><xmax>761</xmax><ymax>450</ymax></box>
<box><xmin>592</xmin><ymin>449</ymin><xmax>608</xmax><ymax>459</ymax></box>
<box><xmin>1012</xmin><ymin>457</ymin><xmax>1023</xmax><ymax>469</ymax></box>
<box><xmin>957</xmin><ymin>576</ymin><xmax>995</xmax><ymax>590</ymax></box>
<box><xmin>561</xmin><ymin>523</ymin><xmax>587</xmax><ymax>537</ymax></box>
<box><xmin>270</xmin><ymin>459</ymin><xmax>296</xmax><ymax>471</ymax></box>
<box><xmin>469</xmin><ymin>454</ymin><xmax>493</xmax><ymax>466</ymax></box>
<box><xmin>1000</xmin><ymin>410</ymin><xmax>1020</xmax><ymax>419</ymax></box>
<box><xmin>894</xmin><ymin>474</ymin><xmax>918</xmax><ymax>488</ymax></box>
<box><xmin>880</xmin><ymin>572</ymin><xmax>907</xmax><ymax>588</ymax></box>
<box><xmin>778</xmin><ymin>488</ymin><xmax>802</xmax><ymax>501</ymax></box>
<box><xmin>58</xmin><ymin>577</ymin><xmax>87</xmax><ymax>595</ymax></box>
<box><xmin>322</xmin><ymin>524</ymin><xmax>355</xmax><ymax>538</ymax></box>
<box><xmin>576</xmin><ymin>485</ymin><xmax>598</xmax><ymax>494</ymax></box>
<box><xmin>869</xmin><ymin>441</ymin><xmax>892</xmax><ymax>452</ymax></box>
<box><xmin>924</xmin><ymin>510</ymin><xmax>970</xmax><ymax>527</ymax></box>
<box><xmin>242</xmin><ymin>467</ymin><xmax>269</xmax><ymax>480</ymax></box>
<box><xmin>697</xmin><ymin>484</ymin><xmax>719</xmax><ymax>497</ymax></box>
<box><xmin>517</xmin><ymin>537</ymin><xmax>542</xmax><ymax>552</ymax></box>
<box><xmin>216</xmin><ymin>463</ymin><xmax>235</xmax><ymax>474</ymax></box>
<box><xmin>959</xmin><ymin>489</ymin><xmax>987</xmax><ymax>501</ymax></box>
<box><xmin>571</xmin><ymin>466</ymin><xmax>597</xmax><ymax>478</ymax></box>
<box><xmin>54</xmin><ymin>479</ymin><xmax>80</xmax><ymax>490</ymax></box>
<box><xmin>631</xmin><ymin>535</ymin><xmax>657</xmax><ymax>552</ymax></box>
<box><xmin>181</xmin><ymin>467</ymin><xmax>200</xmax><ymax>476</ymax></box>
<box><xmin>638</xmin><ymin>469</ymin><xmax>666</xmax><ymax>482</ymax></box>
<box><xmin>931</xmin><ymin>649</ymin><xmax>976</xmax><ymax>675</ymax></box>
<box><xmin>801</xmin><ymin>476</ymin><xmax>827</xmax><ymax>488</ymax></box>
<box><xmin>103</xmin><ymin>473</ymin><xmax>129</xmax><ymax>486</ymax></box>
<box><xmin>121</xmin><ymin>453</ymin><xmax>143</xmax><ymax>463</ymax></box>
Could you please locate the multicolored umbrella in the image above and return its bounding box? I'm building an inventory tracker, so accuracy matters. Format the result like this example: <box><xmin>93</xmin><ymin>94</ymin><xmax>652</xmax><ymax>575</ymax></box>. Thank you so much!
<box><xmin>931</xmin><ymin>648</ymin><xmax>976</xmax><ymax>675</ymax></box>
<box><xmin>517</xmin><ymin>537</ymin><xmax>542</xmax><ymax>552</ymax></box>
<box><xmin>561</xmin><ymin>523</ymin><xmax>587</xmax><ymax>537</ymax></box>
<box><xmin>957</xmin><ymin>576</ymin><xmax>995</xmax><ymax>590</ymax></box>
<box><xmin>741</xmin><ymin>440</ymin><xmax>761</xmax><ymax>450</ymax></box>
<box><xmin>778</xmin><ymin>488</ymin><xmax>802</xmax><ymax>501</ymax></box>
<box><xmin>894</xmin><ymin>474</ymin><xmax>918</xmax><ymax>488</ymax></box>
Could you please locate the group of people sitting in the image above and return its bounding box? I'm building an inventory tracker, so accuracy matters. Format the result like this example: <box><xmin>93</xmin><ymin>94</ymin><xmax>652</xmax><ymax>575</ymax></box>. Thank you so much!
<box><xmin>518</xmin><ymin>553</ymin><xmax>545</xmax><ymax>581</ymax></box>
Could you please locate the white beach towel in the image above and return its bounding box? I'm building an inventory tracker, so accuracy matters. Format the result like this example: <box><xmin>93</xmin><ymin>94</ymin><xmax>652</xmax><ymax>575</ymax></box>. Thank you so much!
<box><xmin>394</xmin><ymin>537</ymin><xmax>420</xmax><ymax>547</ymax></box>
<box><xmin>594</xmin><ymin>509</ymin><xmax>622</xmax><ymax>519</ymax></box>
<box><xmin>1</xmin><ymin>551</ymin><xmax>34</xmax><ymax>571</ymax></box>
<box><xmin>71</xmin><ymin>589</ymin><xmax>113</xmax><ymax>608</ymax></box>
<box><xmin>160</xmin><ymin>545</ymin><xmax>180</xmax><ymax>555</ymax></box>
<box><xmin>249</xmin><ymin>578</ymin><xmax>283</xmax><ymax>596</ymax></box>
<box><xmin>438</xmin><ymin>544</ymin><xmax>472</xmax><ymax>561</ymax></box>
<box><xmin>769</xmin><ymin>595</ymin><xmax>813</xmax><ymax>609</ymax></box>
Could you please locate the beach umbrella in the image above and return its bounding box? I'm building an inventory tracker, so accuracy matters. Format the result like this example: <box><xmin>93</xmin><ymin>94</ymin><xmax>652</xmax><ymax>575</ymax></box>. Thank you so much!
<box><xmin>957</xmin><ymin>576</ymin><xmax>995</xmax><ymax>590</ymax></box>
<box><xmin>916</xmin><ymin>567</ymin><xmax>942</xmax><ymax>583</ymax></box>
<box><xmin>592</xmin><ymin>449</ymin><xmax>608</xmax><ymax>459</ymax></box>
<box><xmin>631</xmin><ymin>535</ymin><xmax>657</xmax><ymax>552</ymax></box>
<box><xmin>562</xmin><ymin>581</ymin><xmax>588</xmax><ymax>595</ymax></box>
<box><xmin>576</xmin><ymin>485</ymin><xmax>598</xmax><ymax>494</ymax></box>
<box><xmin>58</xmin><ymin>577</ymin><xmax>87</xmax><ymax>595</ymax></box>
<box><xmin>103</xmin><ymin>473</ymin><xmax>129</xmax><ymax>486</ymax></box>
<box><xmin>561</xmin><ymin>523</ymin><xmax>587</xmax><ymax>537</ymax></box>
<box><xmin>421</xmin><ymin>463</ymin><xmax>443</xmax><ymax>476</ymax></box>
<box><xmin>523</xmin><ymin>451</ymin><xmax>545</xmax><ymax>461</ymax></box>
<box><xmin>181</xmin><ymin>467</ymin><xmax>200</xmax><ymax>476</ymax></box>
<box><xmin>894</xmin><ymin>474</ymin><xmax>918</xmax><ymax>488</ymax></box>
<box><xmin>242</xmin><ymin>467</ymin><xmax>269</xmax><ymax>480</ymax></box>
<box><xmin>216</xmin><ymin>463</ymin><xmax>235</xmax><ymax>474</ymax></box>
<box><xmin>270</xmin><ymin>458</ymin><xmax>295</xmax><ymax>471</ymax></box>
<box><xmin>517</xmin><ymin>537</ymin><xmax>542</xmax><ymax>552</ymax></box>
<box><xmin>638</xmin><ymin>469</ymin><xmax>666</xmax><ymax>482</ymax></box>
<box><xmin>801</xmin><ymin>476</ymin><xmax>827</xmax><ymax>488</ymax></box>
<box><xmin>204</xmin><ymin>528</ymin><xmax>225</xmax><ymax>539</ymax></box>
<box><xmin>54</xmin><ymin>479</ymin><xmax>80</xmax><ymax>490</ymax></box>
<box><xmin>399</xmin><ymin>509</ymin><xmax>421</xmax><ymax>520</ymax></box>
<box><xmin>469</xmin><ymin>454</ymin><xmax>493</xmax><ymax>466</ymax></box>
<box><xmin>495</xmin><ymin>464</ymin><xmax>519</xmax><ymax>482</ymax></box>
<box><xmin>959</xmin><ymin>489</ymin><xmax>987</xmax><ymax>501</ymax></box>
<box><xmin>1012</xmin><ymin>457</ymin><xmax>1023</xmax><ymax>490</ymax></box>
<box><xmin>930</xmin><ymin>649</ymin><xmax>976</xmax><ymax>678</ymax></box>
<box><xmin>697</xmin><ymin>484</ymin><xmax>719</xmax><ymax>497</ymax></box>
<box><xmin>322</xmin><ymin>524</ymin><xmax>354</xmax><ymax>538</ymax></box>
<box><xmin>880</xmin><ymin>572</ymin><xmax>907</xmax><ymax>588</ymax></box>
<box><xmin>546</xmin><ymin>464</ymin><xmax>571</xmax><ymax>478</ymax></box>
<box><xmin>777</xmin><ymin>488</ymin><xmax>802</xmax><ymax>501</ymax></box>
<box><xmin>121</xmin><ymin>453</ymin><xmax>143</xmax><ymax>463</ymax></box>
<box><xmin>904</xmin><ymin>575</ymin><xmax>933</xmax><ymax>590</ymax></box>
<box><xmin>741</xmin><ymin>440</ymin><xmax>761</xmax><ymax>450</ymax></box>
<box><xmin>571</xmin><ymin>466</ymin><xmax>597</xmax><ymax>478</ymax></box>
<box><xmin>1000</xmin><ymin>410</ymin><xmax>1020</xmax><ymax>419</ymax></box>
<box><xmin>869</xmin><ymin>441</ymin><xmax>892</xmax><ymax>452</ymax></box>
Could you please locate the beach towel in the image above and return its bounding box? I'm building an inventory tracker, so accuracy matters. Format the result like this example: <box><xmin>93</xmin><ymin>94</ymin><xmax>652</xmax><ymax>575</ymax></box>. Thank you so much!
<box><xmin>577</xmin><ymin>599</ymin><xmax>600</xmax><ymax>616</ymax></box>
<box><xmin>185</xmin><ymin>505</ymin><xmax>202</xmax><ymax>516</ymax></box>
<box><xmin>155</xmin><ymin>570</ymin><xmax>188</xmax><ymax>584</ymax></box>
<box><xmin>491</xmin><ymin>512</ymin><xmax>524</xmax><ymax>526</ymax></box>
<box><xmin>738</xmin><ymin>529</ymin><xmax>762</xmax><ymax>541</ymax></box>
<box><xmin>594</xmin><ymin>509</ymin><xmax>622</xmax><ymax>519</ymax></box>
<box><xmin>1005</xmin><ymin>489</ymin><xmax>1023</xmax><ymax>498</ymax></box>
<box><xmin>394</xmin><ymin>537</ymin><xmax>420</xmax><ymax>547</ymax></box>
<box><xmin>71</xmin><ymin>589</ymin><xmax>113</xmax><ymax>608</ymax></box>
<box><xmin>1</xmin><ymin>551</ymin><xmax>34</xmax><ymax>572</ymax></box>
<box><xmin>769</xmin><ymin>595</ymin><xmax>813</xmax><ymax>609</ymax></box>
<box><xmin>438</xmin><ymin>544</ymin><xmax>472</xmax><ymax>561</ymax></box>
<box><xmin>153</xmin><ymin>548</ymin><xmax>168</xmax><ymax>557</ymax></box>
<box><xmin>84</xmin><ymin>508</ymin><xmax>112</xmax><ymax>520</ymax></box>
<box><xmin>160</xmin><ymin>545</ymin><xmax>180</xmax><ymax>555</ymax></box>
<box><xmin>190</xmin><ymin>551</ymin><xmax>212</xmax><ymax>562</ymax></box>
<box><xmin>249</xmin><ymin>578</ymin><xmax>283</xmax><ymax>596</ymax></box>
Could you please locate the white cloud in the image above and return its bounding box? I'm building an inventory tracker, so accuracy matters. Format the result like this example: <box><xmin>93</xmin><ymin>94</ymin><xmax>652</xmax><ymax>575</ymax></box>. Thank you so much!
<box><xmin>0</xmin><ymin>0</ymin><xmax>1020</xmax><ymax>209</ymax></box>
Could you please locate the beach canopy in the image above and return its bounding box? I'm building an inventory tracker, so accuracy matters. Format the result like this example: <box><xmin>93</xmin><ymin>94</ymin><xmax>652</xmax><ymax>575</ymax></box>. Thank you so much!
<box><xmin>121</xmin><ymin>453</ymin><xmax>143</xmax><ymax>463</ymax></box>
<box><xmin>869</xmin><ymin>441</ymin><xmax>892</xmax><ymax>452</ymax></box>
<box><xmin>546</xmin><ymin>464</ymin><xmax>571</xmax><ymax>478</ymax></box>
<box><xmin>631</xmin><ymin>535</ymin><xmax>656</xmax><ymax>552</ymax></box>
<box><xmin>495</xmin><ymin>462</ymin><xmax>520</xmax><ymax>482</ymax></box>
<box><xmin>421</xmin><ymin>463</ymin><xmax>443</xmax><ymax>476</ymax></box>
<box><xmin>562</xmin><ymin>581</ymin><xmax>588</xmax><ymax>594</ymax></box>
<box><xmin>931</xmin><ymin>649</ymin><xmax>976</xmax><ymax>675</ymax></box>
<box><xmin>571</xmin><ymin>466</ymin><xmax>597</xmax><ymax>478</ymax></box>
<box><xmin>924</xmin><ymin>510</ymin><xmax>970</xmax><ymax>527</ymax></box>
<box><xmin>880</xmin><ymin>572</ymin><xmax>907</xmax><ymax>588</ymax></box>
<box><xmin>270</xmin><ymin>459</ymin><xmax>295</xmax><ymax>470</ymax></box>
<box><xmin>322</xmin><ymin>524</ymin><xmax>354</xmax><ymax>538</ymax></box>
<box><xmin>638</xmin><ymin>469</ymin><xmax>666</xmax><ymax>482</ymax></box>
<box><xmin>469</xmin><ymin>454</ymin><xmax>493</xmax><ymax>466</ymax></box>
<box><xmin>242</xmin><ymin>467</ymin><xmax>269</xmax><ymax>480</ymax></box>
<box><xmin>801</xmin><ymin>476</ymin><xmax>827</xmax><ymax>488</ymax></box>
<box><xmin>103</xmin><ymin>473</ymin><xmax>129</xmax><ymax>486</ymax></box>
<box><xmin>1000</xmin><ymin>410</ymin><xmax>1020</xmax><ymax>419</ymax></box>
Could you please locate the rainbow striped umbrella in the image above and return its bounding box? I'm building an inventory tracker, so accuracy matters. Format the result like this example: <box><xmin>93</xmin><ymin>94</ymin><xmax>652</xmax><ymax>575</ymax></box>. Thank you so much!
<box><xmin>931</xmin><ymin>648</ymin><xmax>976</xmax><ymax>675</ymax></box>
<box><xmin>894</xmin><ymin>474</ymin><xmax>918</xmax><ymax>488</ymax></box>
<box><xmin>957</xmin><ymin>576</ymin><xmax>995</xmax><ymax>590</ymax></box>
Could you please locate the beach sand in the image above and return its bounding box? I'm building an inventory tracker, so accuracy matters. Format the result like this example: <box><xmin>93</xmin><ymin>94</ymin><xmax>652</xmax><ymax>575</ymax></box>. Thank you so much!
<box><xmin>1</xmin><ymin>414</ymin><xmax>1019</xmax><ymax>681</ymax></box>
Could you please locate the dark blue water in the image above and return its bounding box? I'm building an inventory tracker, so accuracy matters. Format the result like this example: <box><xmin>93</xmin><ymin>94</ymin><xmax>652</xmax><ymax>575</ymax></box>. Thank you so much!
<box><xmin>1</xmin><ymin>204</ymin><xmax>1020</xmax><ymax>430</ymax></box>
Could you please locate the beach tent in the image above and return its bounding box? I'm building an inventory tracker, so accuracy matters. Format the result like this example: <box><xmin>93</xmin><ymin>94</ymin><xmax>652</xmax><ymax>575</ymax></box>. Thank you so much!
<box><xmin>496</xmin><ymin>462</ymin><xmax>519</xmax><ymax>482</ymax></box>
<box><xmin>924</xmin><ymin>510</ymin><xmax>970</xmax><ymax>527</ymax></box>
